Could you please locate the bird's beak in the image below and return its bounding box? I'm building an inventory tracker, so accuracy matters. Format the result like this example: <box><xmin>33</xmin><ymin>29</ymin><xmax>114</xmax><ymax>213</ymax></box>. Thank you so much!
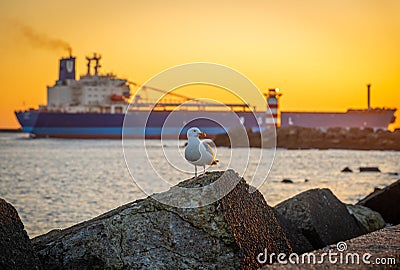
<box><xmin>200</xmin><ymin>132</ymin><xmax>206</xmax><ymax>137</ymax></box>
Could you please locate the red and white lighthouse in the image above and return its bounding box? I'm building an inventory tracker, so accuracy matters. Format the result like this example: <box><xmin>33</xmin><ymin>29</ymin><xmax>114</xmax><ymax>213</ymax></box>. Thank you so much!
<box><xmin>264</xmin><ymin>88</ymin><xmax>282</xmax><ymax>127</ymax></box>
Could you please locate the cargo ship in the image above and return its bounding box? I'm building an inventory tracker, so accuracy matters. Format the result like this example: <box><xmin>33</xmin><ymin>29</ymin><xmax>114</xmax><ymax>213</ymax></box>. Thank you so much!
<box><xmin>15</xmin><ymin>53</ymin><xmax>265</xmax><ymax>139</ymax></box>
<box><xmin>276</xmin><ymin>84</ymin><xmax>396</xmax><ymax>130</ymax></box>
<box><xmin>15</xmin><ymin>54</ymin><xmax>396</xmax><ymax>139</ymax></box>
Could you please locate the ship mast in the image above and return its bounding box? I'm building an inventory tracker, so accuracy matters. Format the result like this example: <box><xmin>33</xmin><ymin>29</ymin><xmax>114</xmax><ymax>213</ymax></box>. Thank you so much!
<box><xmin>93</xmin><ymin>53</ymin><xmax>102</xmax><ymax>76</ymax></box>
<box><xmin>85</xmin><ymin>53</ymin><xmax>102</xmax><ymax>76</ymax></box>
<box><xmin>367</xmin><ymin>84</ymin><xmax>371</xmax><ymax>111</ymax></box>
<box><xmin>85</xmin><ymin>57</ymin><xmax>91</xmax><ymax>75</ymax></box>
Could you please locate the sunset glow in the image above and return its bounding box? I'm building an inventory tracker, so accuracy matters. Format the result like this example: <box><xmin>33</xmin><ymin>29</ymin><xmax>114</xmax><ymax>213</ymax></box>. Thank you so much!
<box><xmin>1</xmin><ymin>0</ymin><xmax>399</xmax><ymax>129</ymax></box>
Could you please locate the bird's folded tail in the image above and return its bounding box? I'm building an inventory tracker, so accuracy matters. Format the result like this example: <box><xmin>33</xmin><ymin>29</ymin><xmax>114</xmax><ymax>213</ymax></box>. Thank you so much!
<box><xmin>211</xmin><ymin>159</ymin><xmax>219</xmax><ymax>165</ymax></box>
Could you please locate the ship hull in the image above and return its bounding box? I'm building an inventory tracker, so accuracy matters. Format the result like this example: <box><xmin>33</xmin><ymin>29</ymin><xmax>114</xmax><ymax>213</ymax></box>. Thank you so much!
<box><xmin>15</xmin><ymin>108</ymin><xmax>396</xmax><ymax>139</ymax></box>
<box><xmin>15</xmin><ymin>110</ymin><xmax>265</xmax><ymax>139</ymax></box>
<box><xmin>281</xmin><ymin>109</ymin><xmax>396</xmax><ymax>130</ymax></box>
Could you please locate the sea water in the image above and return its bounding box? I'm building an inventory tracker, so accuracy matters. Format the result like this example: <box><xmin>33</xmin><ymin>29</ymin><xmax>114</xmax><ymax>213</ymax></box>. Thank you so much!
<box><xmin>0</xmin><ymin>132</ymin><xmax>399</xmax><ymax>237</ymax></box>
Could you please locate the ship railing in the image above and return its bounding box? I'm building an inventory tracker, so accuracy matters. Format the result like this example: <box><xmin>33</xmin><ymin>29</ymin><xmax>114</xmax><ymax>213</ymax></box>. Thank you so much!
<box><xmin>129</xmin><ymin>102</ymin><xmax>253</xmax><ymax>112</ymax></box>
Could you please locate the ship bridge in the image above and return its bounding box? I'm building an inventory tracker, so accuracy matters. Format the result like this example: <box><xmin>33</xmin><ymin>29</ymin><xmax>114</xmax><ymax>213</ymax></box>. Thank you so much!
<box><xmin>47</xmin><ymin>53</ymin><xmax>131</xmax><ymax>114</ymax></box>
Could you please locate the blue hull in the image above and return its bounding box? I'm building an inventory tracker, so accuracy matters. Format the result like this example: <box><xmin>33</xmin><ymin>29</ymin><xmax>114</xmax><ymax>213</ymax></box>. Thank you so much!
<box><xmin>15</xmin><ymin>110</ymin><xmax>264</xmax><ymax>139</ymax></box>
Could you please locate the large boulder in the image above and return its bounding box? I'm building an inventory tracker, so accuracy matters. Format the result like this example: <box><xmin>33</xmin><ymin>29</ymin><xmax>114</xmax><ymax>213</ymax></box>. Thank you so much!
<box><xmin>274</xmin><ymin>188</ymin><xmax>367</xmax><ymax>250</ymax></box>
<box><xmin>357</xmin><ymin>179</ymin><xmax>400</xmax><ymax>225</ymax></box>
<box><xmin>273</xmin><ymin>210</ymin><xmax>314</xmax><ymax>254</ymax></box>
<box><xmin>0</xmin><ymin>198</ymin><xmax>42</xmax><ymax>270</ymax></box>
<box><xmin>218</xmin><ymin>171</ymin><xmax>292</xmax><ymax>269</ymax></box>
<box><xmin>33</xmin><ymin>170</ymin><xmax>292</xmax><ymax>269</ymax></box>
<box><xmin>346</xmin><ymin>204</ymin><xmax>385</xmax><ymax>232</ymax></box>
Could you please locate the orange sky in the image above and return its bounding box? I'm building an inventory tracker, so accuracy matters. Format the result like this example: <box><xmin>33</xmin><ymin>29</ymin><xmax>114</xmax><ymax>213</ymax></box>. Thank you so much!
<box><xmin>0</xmin><ymin>0</ymin><xmax>399</xmax><ymax>129</ymax></box>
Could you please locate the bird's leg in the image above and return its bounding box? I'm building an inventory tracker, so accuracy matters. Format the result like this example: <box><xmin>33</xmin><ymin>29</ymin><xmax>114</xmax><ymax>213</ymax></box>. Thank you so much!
<box><xmin>195</xmin><ymin>165</ymin><xmax>197</xmax><ymax>179</ymax></box>
<box><xmin>197</xmin><ymin>165</ymin><xmax>207</xmax><ymax>178</ymax></box>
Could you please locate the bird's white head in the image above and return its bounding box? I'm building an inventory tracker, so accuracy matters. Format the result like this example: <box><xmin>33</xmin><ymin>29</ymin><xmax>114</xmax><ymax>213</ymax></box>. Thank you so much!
<box><xmin>187</xmin><ymin>127</ymin><xmax>206</xmax><ymax>138</ymax></box>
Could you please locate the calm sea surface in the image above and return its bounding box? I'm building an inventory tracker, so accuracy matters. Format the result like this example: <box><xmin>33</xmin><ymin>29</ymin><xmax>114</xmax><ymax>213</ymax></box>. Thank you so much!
<box><xmin>1</xmin><ymin>132</ymin><xmax>399</xmax><ymax>237</ymax></box>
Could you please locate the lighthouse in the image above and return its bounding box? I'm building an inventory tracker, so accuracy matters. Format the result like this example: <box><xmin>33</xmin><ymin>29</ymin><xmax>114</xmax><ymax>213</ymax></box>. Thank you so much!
<box><xmin>264</xmin><ymin>88</ymin><xmax>282</xmax><ymax>127</ymax></box>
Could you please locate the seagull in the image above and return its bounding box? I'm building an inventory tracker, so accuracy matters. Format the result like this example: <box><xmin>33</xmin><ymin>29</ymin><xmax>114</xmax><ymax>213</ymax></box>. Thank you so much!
<box><xmin>184</xmin><ymin>127</ymin><xmax>218</xmax><ymax>178</ymax></box>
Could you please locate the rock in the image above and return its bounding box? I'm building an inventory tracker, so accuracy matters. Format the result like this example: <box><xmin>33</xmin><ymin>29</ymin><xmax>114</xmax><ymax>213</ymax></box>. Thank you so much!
<box><xmin>274</xmin><ymin>188</ymin><xmax>367</xmax><ymax>250</ymax></box>
<box><xmin>33</xmin><ymin>170</ymin><xmax>292</xmax><ymax>269</ymax></box>
<box><xmin>267</xmin><ymin>224</ymin><xmax>400</xmax><ymax>269</ymax></box>
<box><xmin>346</xmin><ymin>204</ymin><xmax>385</xmax><ymax>232</ymax></box>
<box><xmin>359</xmin><ymin>166</ymin><xmax>381</xmax><ymax>172</ymax></box>
<box><xmin>281</xmin><ymin>179</ymin><xmax>293</xmax><ymax>184</ymax></box>
<box><xmin>0</xmin><ymin>198</ymin><xmax>42</xmax><ymax>270</ymax></box>
<box><xmin>341</xmin><ymin>167</ymin><xmax>353</xmax><ymax>173</ymax></box>
<box><xmin>218</xmin><ymin>171</ymin><xmax>292</xmax><ymax>268</ymax></box>
<box><xmin>357</xmin><ymin>179</ymin><xmax>400</xmax><ymax>225</ymax></box>
<box><xmin>273</xmin><ymin>210</ymin><xmax>314</xmax><ymax>254</ymax></box>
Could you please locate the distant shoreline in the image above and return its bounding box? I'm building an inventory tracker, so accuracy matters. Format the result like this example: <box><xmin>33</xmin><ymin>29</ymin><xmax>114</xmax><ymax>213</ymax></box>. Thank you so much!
<box><xmin>213</xmin><ymin>126</ymin><xmax>400</xmax><ymax>151</ymax></box>
<box><xmin>0</xmin><ymin>128</ymin><xmax>22</xmax><ymax>133</ymax></box>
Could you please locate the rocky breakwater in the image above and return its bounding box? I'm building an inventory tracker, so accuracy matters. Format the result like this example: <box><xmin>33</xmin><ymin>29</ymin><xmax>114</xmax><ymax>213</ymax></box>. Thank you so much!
<box><xmin>213</xmin><ymin>126</ymin><xmax>400</xmax><ymax>150</ymax></box>
<box><xmin>32</xmin><ymin>170</ymin><xmax>292</xmax><ymax>269</ymax></box>
<box><xmin>1</xmin><ymin>173</ymin><xmax>395</xmax><ymax>269</ymax></box>
<box><xmin>273</xmin><ymin>188</ymin><xmax>384</xmax><ymax>252</ymax></box>
<box><xmin>278</xmin><ymin>127</ymin><xmax>400</xmax><ymax>150</ymax></box>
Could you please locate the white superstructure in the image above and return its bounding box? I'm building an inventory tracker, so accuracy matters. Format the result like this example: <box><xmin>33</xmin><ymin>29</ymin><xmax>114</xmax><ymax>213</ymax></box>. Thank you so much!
<box><xmin>46</xmin><ymin>53</ymin><xmax>131</xmax><ymax>114</ymax></box>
